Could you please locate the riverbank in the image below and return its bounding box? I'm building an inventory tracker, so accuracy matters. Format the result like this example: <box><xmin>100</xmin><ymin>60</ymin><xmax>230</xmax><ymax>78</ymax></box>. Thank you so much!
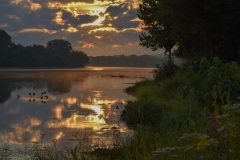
<box><xmin>117</xmin><ymin>57</ymin><xmax>240</xmax><ymax>159</ymax></box>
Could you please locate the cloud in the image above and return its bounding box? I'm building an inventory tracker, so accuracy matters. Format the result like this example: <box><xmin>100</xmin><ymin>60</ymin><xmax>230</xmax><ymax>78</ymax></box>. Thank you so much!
<box><xmin>10</xmin><ymin>0</ymin><xmax>42</xmax><ymax>11</ymax></box>
<box><xmin>88</xmin><ymin>27</ymin><xmax>119</xmax><ymax>34</ymax></box>
<box><xmin>112</xmin><ymin>44</ymin><xmax>122</xmax><ymax>48</ymax></box>
<box><xmin>8</xmin><ymin>15</ymin><xmax>21</xmax><ymax>20</ymax></box>
<box><xmin>53</xmin><ymin>11</ymin><xmax>65</xmax><ymax>25</ymax></box>
<box><xmin>62</xmin><ymin>26</ymin><xmax>78</xmax><ymax>33</ymax></box>
<box><xmin>48</xmin><ymin>0</ymin><xmax>95</xmax><ymax>4</ymax></box>
<box><xmin>0</xmin><ymin>23</ymin><xmax>8</xmax><ymax>28</ymax></box>
<box><xmin>19</xmin><ymin>28</ymin><xmax>58</xmax><ymax>34</ymax></box>
<box><xmin>112</xmin><ymin>42</ymin><xmax>138</xmax><ymax>48</ymax></box>
<box><xmin>61</xmin><ymin>11</ymin><xmax>99</xmax><ymax>27</ymax></box>
<box><xmin>78</xmin><ymin>41</ymin><xmax>97</xmax><ymax>48</ymax></box>
<box><xmin>103</xmin><ymin>7</ymin><xmax>140</xmax><ymax>30</ymax></box>
<box><xmin>47</xmin><ymin>1</ymin><xmax>111</xmax><ymax>16</ymax></box>
<box><xmin>88</xmin><ymin>26</ymin><xmax>141</xmax><ymax>34</ymax></box>
<box><xmin>95</xmin><ymin>36</ymin><xmax>103</xmax><ymax>39</ymax></box>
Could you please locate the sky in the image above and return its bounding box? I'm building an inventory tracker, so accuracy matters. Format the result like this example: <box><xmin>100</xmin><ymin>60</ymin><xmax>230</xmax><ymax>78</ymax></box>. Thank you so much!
<box><xmin>0</xmin><ymin>0</ymin><xmax>161</xmax><ymax>56</ymax></box>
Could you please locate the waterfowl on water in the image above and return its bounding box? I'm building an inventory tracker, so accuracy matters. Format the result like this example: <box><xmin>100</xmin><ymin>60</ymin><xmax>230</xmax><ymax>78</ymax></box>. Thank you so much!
<box><xmin>41</xmin><ymin>91</ymin><xmax>47</xmax><ymax>95</ymax></box>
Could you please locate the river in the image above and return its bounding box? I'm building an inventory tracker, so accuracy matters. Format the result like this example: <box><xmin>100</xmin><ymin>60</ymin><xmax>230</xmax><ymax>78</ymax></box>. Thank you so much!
<box><xmin>0</xmin><ymin>67</ymin><xmax>153</xmax><ymax>158</ymax></box>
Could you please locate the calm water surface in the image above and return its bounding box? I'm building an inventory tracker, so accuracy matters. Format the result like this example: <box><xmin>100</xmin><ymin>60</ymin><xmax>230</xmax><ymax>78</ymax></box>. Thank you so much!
<box><xmin>0</xmin><ymin>67</ymin><xmax>153</xmax><ymax>152</ymax></box>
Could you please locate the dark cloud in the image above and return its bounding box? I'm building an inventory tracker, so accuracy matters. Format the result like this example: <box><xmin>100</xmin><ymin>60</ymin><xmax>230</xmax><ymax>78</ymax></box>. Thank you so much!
<box><xmin>108</xmin><ymin>11</ymin><xmax>139</xmax><ymax>30</ymax></box>
<box><xmin>77</xmin><ymin>15</ymin><xmax>99</xmax><ymax>25</ymax></box>
<box><xmin>103</xmin><ymin>4</ymin><xmax>140</xmax><ymax>30</ymax></box>
<box><xmin>105</xmin><ymin>4</ymin><xmax>127</xmax><ymax>17</ymax></box>
<box><xmin>62</xmin><ymin>11</ymin><xmax>98</xmax><ymax>28</ymax></box>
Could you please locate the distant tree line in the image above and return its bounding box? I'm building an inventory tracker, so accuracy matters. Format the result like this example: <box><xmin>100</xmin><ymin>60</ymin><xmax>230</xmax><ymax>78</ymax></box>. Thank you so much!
<box><xmin>0</xmin><ymin>29</ymin><xmax>89</xmax><ymax>67</ymax></box>
<box><xmin>89</xmin><ymin>55</ymin><xmax>180</xmax><ymax>67</ymax></box>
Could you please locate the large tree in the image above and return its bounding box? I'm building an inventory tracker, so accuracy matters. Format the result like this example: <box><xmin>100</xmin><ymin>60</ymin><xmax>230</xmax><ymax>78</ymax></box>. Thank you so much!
<box><xmin>138</xmin><ymin>0</ymin><xmax>240</xmax><ymax>62</ymax></box>
<box><xmin>138</xmin><ymin>0</ymin><xmax>175</xmax><ymax>63</ymax></box>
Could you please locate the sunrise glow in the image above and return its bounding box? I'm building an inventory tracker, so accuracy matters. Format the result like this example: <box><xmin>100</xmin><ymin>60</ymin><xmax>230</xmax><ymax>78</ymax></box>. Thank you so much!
<box><xmin>1</xmin><ymin>0</ymin><xmax>150</xmax><ymax>56</ymax></box>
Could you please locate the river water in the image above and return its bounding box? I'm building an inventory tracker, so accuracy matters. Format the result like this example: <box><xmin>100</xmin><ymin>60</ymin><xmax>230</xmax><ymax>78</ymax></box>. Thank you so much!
<box><xmin>0</xmin><ymin>67</ymin><xmax>153</xmax><ymax>157</ymax></box>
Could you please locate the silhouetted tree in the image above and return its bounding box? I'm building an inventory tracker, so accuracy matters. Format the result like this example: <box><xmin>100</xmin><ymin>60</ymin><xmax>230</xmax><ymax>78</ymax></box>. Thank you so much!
<box><xmin>138</xmin><ymin>0</ymin><xmax>240</xmax><ymax>62</ymax></box>
<box><xmin>0</xmin><ymin>30</ymin><xmax>89</xmax><ymax>68</ymax></box>
<box><xmin>138</xmin><ymin>0</ymin><xmax>175</xmax><ymax>63</ymax></box>
<box><xmin>0</xmin><ymin>29</ymin><xmax>12</xmax><ymax>52</ymax></box>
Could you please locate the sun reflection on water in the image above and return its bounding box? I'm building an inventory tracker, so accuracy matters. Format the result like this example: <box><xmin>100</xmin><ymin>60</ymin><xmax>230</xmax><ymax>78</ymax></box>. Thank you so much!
<box><xmin>0</xmin><ymin>68</ymin><xmax>153</xmax><ymax>152</ymax></box>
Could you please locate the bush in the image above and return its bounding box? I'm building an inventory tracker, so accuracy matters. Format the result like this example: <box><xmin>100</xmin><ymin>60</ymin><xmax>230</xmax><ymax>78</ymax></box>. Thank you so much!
<box><xmin>121</xmin><ymin>100</ymin><xmax>167</xmax><ymax>128</ymax></box>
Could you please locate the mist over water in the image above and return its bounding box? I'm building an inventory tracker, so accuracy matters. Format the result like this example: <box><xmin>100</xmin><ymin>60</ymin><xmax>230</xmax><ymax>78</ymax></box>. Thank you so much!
<box><xmin>0</xmin><ymin>67</ymin><xmax>153</xmax><ymax>153</ymax></box>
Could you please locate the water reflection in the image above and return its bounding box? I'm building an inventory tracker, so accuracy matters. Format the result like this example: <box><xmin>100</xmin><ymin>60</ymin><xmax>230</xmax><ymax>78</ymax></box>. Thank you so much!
<box><xmin>0</xmin><ymin>67</ymin><xmax>153</xmax><ymax>150</ymax></box>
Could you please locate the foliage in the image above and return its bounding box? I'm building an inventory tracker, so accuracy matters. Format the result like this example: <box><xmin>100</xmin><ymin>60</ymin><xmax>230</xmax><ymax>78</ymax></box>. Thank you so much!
<box><xmin>121</xmin><ymin>57</ymin><xmax>240</xmax><ymax>159</ymax></box>
<box><xmin>46</xmin><ymin>39</ymin><xmax>72</xmax><ymax>54</ymax></box>
<box><xmin>0</xmin><ymin>30</ymin><xmax>89</xmax><ymax>68</ymax></box>
<box><xmin>153</xmin><ymin>61</ymin><xmax>179</xmax><ymax>80</ymax></box>
<box><xmin>138</xmin><ymin>0</ymin><xmax>240</xmax><ymax>62</ymax></box>
<box><xmin>121</xmin><ymin>99</ymin><xmax>167</xmax><ymax>127</ymax></box>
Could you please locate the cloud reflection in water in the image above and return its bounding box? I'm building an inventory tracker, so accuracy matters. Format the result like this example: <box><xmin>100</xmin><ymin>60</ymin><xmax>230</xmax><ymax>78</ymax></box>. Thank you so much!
<box><xmin>0</xmin><ymin>67</ymin><xmax>153</xmax><ymax>148</ymax></box>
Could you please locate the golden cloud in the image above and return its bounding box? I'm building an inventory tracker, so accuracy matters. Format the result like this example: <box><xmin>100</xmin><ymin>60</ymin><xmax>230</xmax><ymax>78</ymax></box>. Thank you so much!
<box><xmin>54</xmin><ymin>11</ymin><xmax>65</xmax><ymax>25</ymax></box>
<box><xmin>78</xmin><ymin>41</ymin><xmax>97</xmax><ymax>48</ymax></box>
<box><xmin>88</xmin><ymin>27</ymin><xmax>119</xmax><ymax>34</ymax></box>
<box><xmin>47</xmin><ymin>0</ymin><xmax>139</xmax><ymax>27</ymax></box>
<box><xmin>48</xmin><ymin>1</ymin><xmax>111</xmax><ymax>17</ymax></box>
<box><xmin>112</xmin><ymin>44</ymin><xmax>122</xmax><ymax>48</ymax></box>
<box><xmin>112</xmin><ymin>42</ymin><xmax>138</xmax><ymax>48</ymax></box>
<box><xmin>64</xmin><ymin>26</ymin><xmax>78</xmax><ymax>32</ymax></box>
<box><xmin>11</xmin><ymin>0</ymin><xmax>42</xmax><ymax>11</ymax></box>
<box><xmin>95</xmin><ymin>36</ymin><xmax>103</xmax><ymax>39</ymax></box>
<box><xmin>88</xmin><ymin>26</ymin><xmax>142</xmax><ymax>34</ymax></box>
<box><xmin>29</xmin><ymin>1</ymin><xmax>42</xmax><ymax>10</ymax></box>
<box><xmin>19</xmin><ymin>28</ymin><xmax>58</xmax><ymax>34</ymax></box>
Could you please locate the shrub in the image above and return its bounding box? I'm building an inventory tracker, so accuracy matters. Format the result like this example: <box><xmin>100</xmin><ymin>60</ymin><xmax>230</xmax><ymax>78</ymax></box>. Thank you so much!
<box><xmin>121</xmin><ymin>100</ymin><xmax>167</xmax><ymax>128</ymax></box>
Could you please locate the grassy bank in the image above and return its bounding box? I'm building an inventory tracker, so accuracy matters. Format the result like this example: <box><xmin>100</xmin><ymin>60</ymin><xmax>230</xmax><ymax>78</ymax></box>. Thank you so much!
<box><xmin>119</xmin><ymin>57</ymin><xmax>240</xmax><ymax>159</ymax></box>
